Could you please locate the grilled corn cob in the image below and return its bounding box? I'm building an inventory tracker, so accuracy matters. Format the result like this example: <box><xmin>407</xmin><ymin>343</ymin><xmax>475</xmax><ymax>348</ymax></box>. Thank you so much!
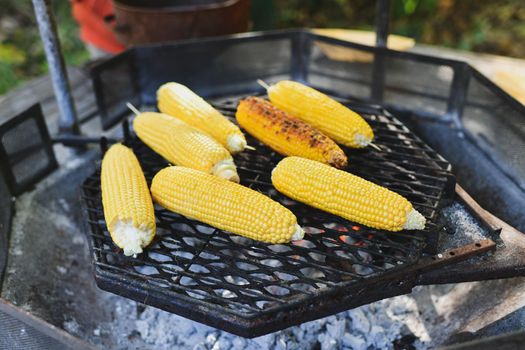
<box><xmin>101</xmin><ymin>144</ymin><xmax>156</xmax><ymax>256</ymax></box>
<box><xmin>272</xmin><ymin>157</ymin><xmax>426</xmax><ymax>231</ymax></box>
<box><xmin>157</xmin><ymin>82</ymin><xmax>247</xmax><ymax>153</ymax></box>
<box><xmin>266</xmin><ymin>80</ymin><xmax>374</xmax><ymax>148</ymax></box>
<box><xmin>151</xmin><ymin>166</ymin><xmax>304</xmax><ymax>243</ymax></box>
<box><xmin>133</xmin><ymin>112</ymin><xmax>239</xmax><ymax>182</ymax></box>
<box><xmin>236</xmin><ymin>97</ymin><xmax>348</xmax><ymax>168</ymax></box>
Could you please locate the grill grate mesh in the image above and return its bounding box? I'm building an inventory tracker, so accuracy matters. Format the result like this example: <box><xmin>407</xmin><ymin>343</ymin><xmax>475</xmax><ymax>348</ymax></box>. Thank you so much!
<box><xmin>82</xmin><ymin>94</ymin><xmax>453</xmax><ymax>333</ymax></box>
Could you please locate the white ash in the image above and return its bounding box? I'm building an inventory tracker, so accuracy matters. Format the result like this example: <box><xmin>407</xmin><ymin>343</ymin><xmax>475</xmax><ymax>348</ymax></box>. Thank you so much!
<box><xmin>56</xmin><ymin>266</ymin><xmax>68</xmax><ymax>274</ymax></box>
<box><xmin>439</xmin><ymin>203</ymin><xmax>490</xmax><ymax>251</ymax></box>
<box><xmin>63</xmin><ymin>318</ymin><xmax>81</xmax><ymax>335</ymax></box>
<box><xmin>97</xmin><ymin>294</ymin><xmax>429</xmax><ymax>350</ymax></box>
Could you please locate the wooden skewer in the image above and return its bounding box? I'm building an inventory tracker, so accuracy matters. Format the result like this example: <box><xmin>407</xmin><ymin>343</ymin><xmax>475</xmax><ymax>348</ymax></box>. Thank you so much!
<box><xmin>256</xmin><ymin>79</ymin><xmax>270</xmax><ymax>90</ymax></box>
<box><xmin>245</xmin><ymin>145</ymin><xmax>256</xmax><ymax>151</ymax></box>
<box><xmin>369</xmin><ymin>142</ymin><xmax>381</xmax><ymax>151</ymax></box>
<box><xmin>126</xmin><ymin>102</ymin><xmax>141</xmax><ymax>116</ymax></box>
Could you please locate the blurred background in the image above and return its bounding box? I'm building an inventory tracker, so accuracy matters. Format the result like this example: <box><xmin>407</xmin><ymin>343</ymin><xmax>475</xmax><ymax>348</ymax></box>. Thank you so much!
<box><xmin>1</xmin><ymin>0</ymin><xmax>524</xmax><ymax>95</ymax></box>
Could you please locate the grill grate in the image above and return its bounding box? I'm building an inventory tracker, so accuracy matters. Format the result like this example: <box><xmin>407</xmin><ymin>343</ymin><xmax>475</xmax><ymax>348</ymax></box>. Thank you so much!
<box><xmin>82</xmin><ymin>94</ymin><xmax>454</xmax><ymax>336</ymax></box>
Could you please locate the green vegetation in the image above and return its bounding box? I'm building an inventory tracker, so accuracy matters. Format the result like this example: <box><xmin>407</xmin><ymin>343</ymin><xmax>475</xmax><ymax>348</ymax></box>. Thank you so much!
<box><xmin>266</xmin><ymin>0</ymin><xmax>525</xmax><ymax>58</ymax></box>
<box><xmin>0</xmin><ymin>1</ymin><xmax>88</xmax><ymax>95</ymax></box>
<box><xmin>1</xmin><ymin>0</ymin><xmax>524</xmax><ymax>95</ymax></box>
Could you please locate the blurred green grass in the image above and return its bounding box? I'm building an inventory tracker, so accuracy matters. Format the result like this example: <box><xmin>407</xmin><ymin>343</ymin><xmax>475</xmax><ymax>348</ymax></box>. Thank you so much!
<box><xmin>266</xmin><ymin>0</ymin><xmax>525</xmax><ymax>57</ymax></box>
<box><xmin>0</xmin><ymin>1</ymin><xmax>88</xmax><ymax>95</ymax></box>
<box><xmin>1</xmin><ymin>0</ymin><xmax>524</xmax><ymax>95</ymax></box>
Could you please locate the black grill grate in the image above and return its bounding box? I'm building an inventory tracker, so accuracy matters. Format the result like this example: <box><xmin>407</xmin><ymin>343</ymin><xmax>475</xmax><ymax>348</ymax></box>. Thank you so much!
<box><xmin>82</xmin><ymin>94</ymin><xmax>454</xmax><ymax>336</ymax></box>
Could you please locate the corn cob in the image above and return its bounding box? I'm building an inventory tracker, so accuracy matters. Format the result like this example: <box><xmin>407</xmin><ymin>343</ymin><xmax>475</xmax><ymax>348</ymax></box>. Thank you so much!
<box><xmin>266</xmin><ymin>80</ymin><xmax>374</xmax><ymax>148</ymax></box>
<box><xmin>101</xmin><ymin>144</ymin><xmax>156</xmax><ymax>256</ymax></box>
<box><xmin>271</xmin><ymin>157</ymin><xmax>426</xmax><ymax>231</ymax></box>
<box><xmin>133</xmin><ymin>112</ymin><xmax>239</xmax><ymax>182</ymax></box>
<box><xmin>157</xmin><ymin>82</ymin><xmax>247</xmax><ymax>153</ymax></box>
<box><xmin>236</xmin><ymin>97</ymin><xmax>348</xmax><ymax>168</ymax></box>
<box><xmin>151</xmin><ymin>166</ymin><xmax>304</xmax><ymax>243</ymax></box>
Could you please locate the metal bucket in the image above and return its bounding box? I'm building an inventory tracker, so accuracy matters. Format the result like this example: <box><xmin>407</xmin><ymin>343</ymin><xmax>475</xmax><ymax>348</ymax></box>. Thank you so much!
<box><xmin>109</xmin><ymin>0</ymin><xmax>251</xmax><ymax>45</ymax></box>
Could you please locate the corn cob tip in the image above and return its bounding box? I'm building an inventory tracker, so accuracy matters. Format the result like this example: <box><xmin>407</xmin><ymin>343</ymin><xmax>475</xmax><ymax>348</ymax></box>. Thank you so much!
<box><xmin>291</xmin><ymin>224</ymin><xmax>305</xmax><ymax>241</ymax></box>
<box><xmin>212</xmin><ymin>159</ymin><xmax>240</xmax><ymax>182</ymax></box>
<box><xmin>355</xmin><ymin>134</ymin><xmax>373</xmax><ymax>147</ymax></box>
<box><xmin>403</xmin><ymin>209</ymin><xmax>426</xmax><ymax>230</ymax></box>
<box><xmin>112</xmin><ymin>220</ymin><xmax>155</xmax><ymax>257</ymax></box>
<box><xmin>227</xmin><ymin>134</ymin><xmax>247</xmax><ymax>153</ymax></box>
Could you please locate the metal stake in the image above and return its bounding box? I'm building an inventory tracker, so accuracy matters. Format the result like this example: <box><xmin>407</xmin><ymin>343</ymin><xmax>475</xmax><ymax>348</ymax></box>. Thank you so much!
<box><xmin>374</xmin><ymin>0</ymin><xmax>390</xmax><ymax>48</ymax></box>
<box><xmin>371</xmin><ymin>0</ymin><xmax>391</xmax><ymax>102</ymax></box>
<box><xmin>32</xmin><ymin>0</ymin><xmax>80</xmax><ymax>135</ymax></box>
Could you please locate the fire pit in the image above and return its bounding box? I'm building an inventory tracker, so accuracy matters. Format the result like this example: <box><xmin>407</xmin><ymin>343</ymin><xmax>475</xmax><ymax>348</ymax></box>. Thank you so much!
<box><xmin>1</xmin><ymin>26</ymin><xmax>525</xmax><ymax>349</ymax></box>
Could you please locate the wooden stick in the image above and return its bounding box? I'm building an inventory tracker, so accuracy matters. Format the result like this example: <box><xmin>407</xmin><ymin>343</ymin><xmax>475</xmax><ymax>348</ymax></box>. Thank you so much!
<box><xmin>126</xmin><ymin>102</ymin><xmax>141</xmax><ymax>116</ymax></box>
<box><xmin>369</xmin><ymin>142</ymin><xmax>381</xmax><ymax>151</ymax></box>
<box><xmin>256</xmin><ymin>79</ymin><xmax>270</xmax><ymax>90</ymax></box>
<box><xmin>245</xmin><ymin>145</ymin><xmax>256</xmax><ymax>151</ymax></box>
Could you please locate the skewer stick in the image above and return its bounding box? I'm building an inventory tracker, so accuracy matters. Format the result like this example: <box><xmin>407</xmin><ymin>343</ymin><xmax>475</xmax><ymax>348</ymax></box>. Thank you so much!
<box><xmin>245</xmin><ymin>145</ymin><xmax>256</xmax><ymax>151</ymax></box>
<box><xmin>369</xmin><ymin>142</ymin><xmax>381</xmax><ymax>151</ymax></box>
<box><xmin>257</xmin><ymin>79</ymin><xmax>270</xmax><ymax>90</ymax></box>
<box><xmin>126</xmin><ymin>102</ymin><xmax>141</xmax><ymax>116</ymax></box>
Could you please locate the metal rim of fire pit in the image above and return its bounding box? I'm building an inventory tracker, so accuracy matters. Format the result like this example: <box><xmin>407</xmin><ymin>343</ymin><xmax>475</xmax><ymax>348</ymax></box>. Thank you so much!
<box><xmin>81</xmin><ymin>96</ymin><xmax>457</xmax><ymax>337</ymax></box>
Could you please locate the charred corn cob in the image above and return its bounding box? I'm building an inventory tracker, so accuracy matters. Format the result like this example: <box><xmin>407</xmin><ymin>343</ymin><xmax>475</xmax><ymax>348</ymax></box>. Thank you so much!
<box><xmin>133</xmin><ymin>112</ymin><xmax>239</xmax><ymax>182</ymax></box>
<box><xmin>157</xmin><ymin>82</ymin><xmax>247</xmax><ymax>153</ymax></box>
<box><xmin>151</xmin><ymin>166</ymin><xmax>304</xmax><ymax>243</ymax></box>
<box><xmin>272</xmin><ymin>157</ymin><xmax>426</xmax><ymax>231</ymax></box>
<box><xmin>101</xmin><ymin>144</ymin><xmax>156</xmax><ymax>256</ymax></box>
<box><xmin>236</xmin><ymin>97</ymin><xmax>348</xmax><ymax>168</ymax></box>
<box><xmin>266</xmin><ymin>80</ymin><xmax>374</xmax><ymax>148</ymax></box>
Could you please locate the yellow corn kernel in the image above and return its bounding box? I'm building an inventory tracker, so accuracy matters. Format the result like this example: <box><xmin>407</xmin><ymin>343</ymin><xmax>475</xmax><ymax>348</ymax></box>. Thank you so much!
<box><xmin>157</xmin><ymin>82</ymin><xmax>247</xmax><ymax>153</ymax></box>
<box><xmin>271</xmin><ymin>157</ymin><xmax>425</xmax><ymax>231</ymax></box>
<box><xmin>236</xmin><ymin>97</ymin><xmax>348</xmax><ymax>168</ymax></box>
<box><xmin>133</xmin><ymin>112</ymin><xmax>239</xmax><ymax>182</ymax></box>
<box><xmin>101</xmin><ymin>144</ymin><xmax>156</xmax><ymax>256</ymax></box>
<box><xmin>267</xmin><ymin>80</ymin><xmax>374</xmax><ymax>148</ymax></box>
<box><xmin>151</xmin><ymin>166</ymin><xmax>304</xmax><ymax>243</ymax></box>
